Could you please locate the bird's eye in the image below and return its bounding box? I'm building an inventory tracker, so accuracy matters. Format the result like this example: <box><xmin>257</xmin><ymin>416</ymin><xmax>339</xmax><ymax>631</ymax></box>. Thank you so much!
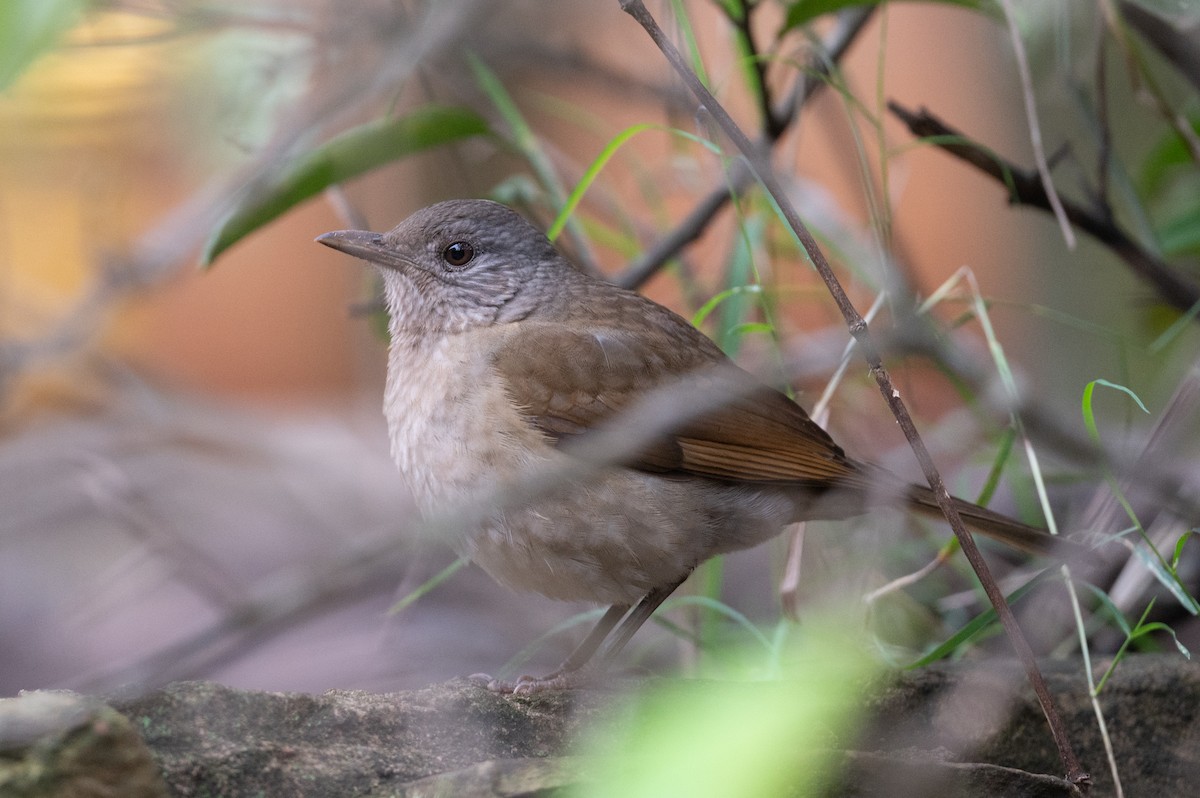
<box><xmin>442</xmin><ymin>241</ymin><xmax>474</xmax><ymax>267</ymax></box>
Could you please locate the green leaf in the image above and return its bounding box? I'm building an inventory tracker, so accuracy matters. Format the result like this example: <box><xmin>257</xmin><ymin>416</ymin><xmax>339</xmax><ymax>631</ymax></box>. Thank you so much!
<box><xmin>1173</xmin><ymin>529</ymin><xmax>1194</xmax><ymax>570</ymax></box>
<box><xmin>499</xmin><ymin>607</ymin><xmax>611</xmax><ymax>678</ymax></box>
<box><xmin>1156</xmin><ymin>202</ymin><xmax>1200</xmax><ymax>257</ymax></box>
<box><xmin>547</xmin><ymin>123</ymin><xmax>658</xmax><ymax>242</ymax></box>
<box><xmin>1082</xmin><ymin>380</ymin><xmax>1200</xmax><ymax>614</ymax></box>
<box><xmin>905</xmin><ymin>571</ymin><xmax>1050</xmax><ymax>668</ymax></box>
<box><xmin>1140</xmin><ymin>118</ymin><xmax>1200</xmax><ymax>195</ymax></box>
<box><xmin>1082</xmin><ymin>379</ymin><xmax>1150</xmax><ymax>420</ymax></box>
<box><xmin>577</xmin><ymin>620</ymin><xmax>878</xmax><ymax>798</ymax></box>
<box><xmin>730</xmin><ymin>321</ymin><xmax>775</xmax><ymax>336</ymax></box>
<box><xmin>469</xmin><ymin>54</ymin><xmax>570</xmax><ymax>212</ymax></box>
<box><xmin>1082</xmin><ymin>582</ymin><xmax>1133</xmax><ymax>637</ymax></box>
<box><xmin>715</xmin><ymin>215</ymin><xmax>764</xmax><ymax>356</ymax></box>
<box><xmin>1130</xmin><ymin>542</ymin><xmax>1200</xmax><ymax>615</ymax></box>
<box><xmin>782</xmin><ymin>0</ymin><xmax>994</xmax><ymax>33</ymax></box>
<box><xmin>659</xmin><ymin>594</ymin><xmax>774</xmax><ymax>654</ymax></box>
<box><xmin>691</xmin><ymin>284</ymin><xmax>762</xmax><ymax>328</ymax></box>
<box><xmin>386</xmin><ymin>556</ymin><xmax>467</xmax><ymax>615</ymax></box>
<box><xmin>545</xmin><ymin>122</ymin><xmax>718</xmax><ymax>243</ymax></box>
<box><xmin>668</xmin><ymin>0</ymin><xmax>711</xmax><ymax>88</ymax></box>
<box><xmin>202</xmin><ymin>105</ymin><xmax>490</xmax><ymax>265</ymax></box>
<box><xmin>0</xmin><ymin>0</ymin><xmax>83</xmax><ymax>91</ymax></box>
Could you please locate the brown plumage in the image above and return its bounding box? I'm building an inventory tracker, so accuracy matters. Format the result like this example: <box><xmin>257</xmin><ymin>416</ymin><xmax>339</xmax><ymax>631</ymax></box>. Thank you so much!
<box><xmin>317</xmin><ymin>199</ymin><xmax>1071</xmax><ymax>692</ymax></box>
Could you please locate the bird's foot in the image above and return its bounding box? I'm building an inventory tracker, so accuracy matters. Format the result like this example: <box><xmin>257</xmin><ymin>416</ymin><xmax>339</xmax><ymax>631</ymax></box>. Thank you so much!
<box><xmin>468</xmin><ymin>668</ymin><xmax>598</xmax><ymax>694</ymax></box>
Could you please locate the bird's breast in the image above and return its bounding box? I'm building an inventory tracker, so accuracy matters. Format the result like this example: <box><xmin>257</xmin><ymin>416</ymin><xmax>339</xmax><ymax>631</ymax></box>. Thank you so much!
<box><xmin>383</xmin><ymin>330</ymin><xmax>549</xmax><ymax>516</ymax></box>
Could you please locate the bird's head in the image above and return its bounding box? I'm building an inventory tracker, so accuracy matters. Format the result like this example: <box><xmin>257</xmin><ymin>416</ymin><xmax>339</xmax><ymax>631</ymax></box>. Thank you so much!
<box><xmin>317</xmin><ymin>199</ymin><xmax>569</xmax><ymax>338</ymax></box>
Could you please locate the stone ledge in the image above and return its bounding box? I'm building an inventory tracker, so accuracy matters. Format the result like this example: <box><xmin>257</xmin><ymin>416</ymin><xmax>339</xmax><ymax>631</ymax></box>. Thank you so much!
<box><xmin>1</xmin><ymin>656</ymin><xmax>1195</xmax><ymax>797</ymax></box>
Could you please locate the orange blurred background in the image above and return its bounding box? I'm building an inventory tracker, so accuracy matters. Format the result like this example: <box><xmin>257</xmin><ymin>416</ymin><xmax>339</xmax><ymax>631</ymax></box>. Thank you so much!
<box><xmin>0</xmin><ymin>2</ymin><xmax>1037</xmax><ymax>409</ymax></box>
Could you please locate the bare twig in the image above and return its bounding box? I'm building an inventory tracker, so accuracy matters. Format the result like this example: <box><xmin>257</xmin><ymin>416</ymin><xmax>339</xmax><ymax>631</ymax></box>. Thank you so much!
<box><xmin>997</xmin><ymin>0</ymin><xmax>1076</xmax><ymax>249</ymax></box>
<box><xmin>619</xmin><ymin>0</ymin><xmax>1089</xmax><ymax>788</ymax></box>
<box><xmin>617</xmin><ymin>6</ymin><xmax>875</xmax><ymax>290</ymax></box>
<box><xmin>1093</xmin><ymin>16</ymin><xmax>1112</xmax><ymax>212</ymax></box>
<box><xmin>888</xmin><ymin>101</ymin><xmax>1200</xmax><ymax>317</ymax></box>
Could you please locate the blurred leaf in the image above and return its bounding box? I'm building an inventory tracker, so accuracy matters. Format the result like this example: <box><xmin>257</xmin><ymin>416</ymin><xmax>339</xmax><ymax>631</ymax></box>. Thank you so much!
<box><xmin>668</xmin><ymin>0</ymin><xmax>710</xmax><ymax>87</ymax></box>
<box><xmin>1082</xmin><ymin>380</ymin><xmax>1200</xmax><ymax>614</ymax></box>
<box><xmin>577</xmin><ymin>622</ymin><xmax>878</xmax><ymax>798</ymax></box>
<box><xmin>548</xmin><ymin>123</ymin><xmax>658</xmax><ymax>242</ymax></box>
<box><xmin>1172</xmin><ymin>529</ymin><xmax>1194</xmax><ymax>570</ymax></box>
<box><xmin>469</xmin><ymin>54</ymin><xmax>570</xmax><ymax>212</ymax></box>
<box><xmin>1082</xmin><ymin>582</ymin><xmax>1134</xmax><ymax>637</ymax></box>
<box><xmin>1140</xmin><ymin>118</ymin><xmax>1200</xmax><ymax>195</ymax></box>
<box><xmin>716</xmin><ymin>215</ymin><xmax>764</xmax><ymax>356</ymax></box>
<box><xmin>782</xmin><ymin>0</ymin><xmax>994</xmax><ymax>33</ymax></box>
<box><xmin>0</xmin><ymin>0</ymin><xmax>83</xmax><ymax>91</ymax></box>
<box><xmin>1130</xmin><ymin>541</ymin><xmax>1200</xmax><ymax>615</ymax></box>
<box><xmin>691</xmin><ymin>284</ymin><xmax>762</xmax><ymax>328</ymax></box>
<box><xmin>499</xmin><ymin>607</ymin><xmax>610</xmax><ymax>679</ymax></box>
<box><xmin>387</xmin><ymin>556</ymin><xmax>466</xmax><ymax>615</ymax></box>
<box><xmin>905</xmin><ymin>571</ymin><xmax>1050</xmax><ymax>668</ymax></box>
<box><xmin>1083</xmin><ymin>379</ymin><xmax>1150</xmax><ymax>419</ymax></box>
<box><xmin>1134</xmin><ymin>622</ymin><xmax>1191</xmax><ymax>658</ymax></box>
<box><xmin>659</xmin><ymin>594</ymin><xmax>774</xmax><ymax>654</ymax></box>
<box><xmin>203</xmin><ymin>105</ymin><xmax>490</xmax><ymax>265</ymax></box>
<box><xmin>1156</xmin><ymin>202</ymin><xmax>1200</xmax><ymax>257</ymax></box>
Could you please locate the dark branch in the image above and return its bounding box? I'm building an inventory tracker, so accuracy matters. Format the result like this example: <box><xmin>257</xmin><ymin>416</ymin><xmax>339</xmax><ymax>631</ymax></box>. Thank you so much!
<box><xmin>888</xmin><ymin>101</ymin><xmax>1200</xmax><ymax>317</ymax></box>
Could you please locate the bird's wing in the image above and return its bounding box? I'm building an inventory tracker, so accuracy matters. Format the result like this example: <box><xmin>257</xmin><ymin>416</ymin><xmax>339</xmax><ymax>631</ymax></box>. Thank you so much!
<box><xmin>490</xmin><ymin>320</ymin><xmax>861</xmax><ymax>484</ymax></box>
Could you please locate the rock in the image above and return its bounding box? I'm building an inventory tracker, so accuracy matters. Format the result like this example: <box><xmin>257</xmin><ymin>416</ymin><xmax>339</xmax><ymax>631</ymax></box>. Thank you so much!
<box><xmin>0</xmin><ymin>690</ymin><xmax>167</xmax><ymax>798</ymax></box>
<box><xmin>3</xmin><ymin>656</ymin><xmax>1195</xmax><ymax>797</ymax></box>
<box><xmin>110</xmin><ymin>679</ymin><xmax>603</xmax><ymax>796</ymax></box>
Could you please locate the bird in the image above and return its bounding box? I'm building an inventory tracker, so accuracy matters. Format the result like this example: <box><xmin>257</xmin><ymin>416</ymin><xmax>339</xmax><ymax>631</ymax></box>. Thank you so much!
<box><xmin>317</xmin><ymin>198</ymin><xmax>1070</xmax><ymax>692</ymax></box>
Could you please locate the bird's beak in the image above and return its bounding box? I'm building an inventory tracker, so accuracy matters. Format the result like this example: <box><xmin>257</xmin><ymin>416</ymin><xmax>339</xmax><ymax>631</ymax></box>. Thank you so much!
<box><xmin>315</xmin><ymin>230</ymin><xmax>411</xmax><ymax>272</ymax></box>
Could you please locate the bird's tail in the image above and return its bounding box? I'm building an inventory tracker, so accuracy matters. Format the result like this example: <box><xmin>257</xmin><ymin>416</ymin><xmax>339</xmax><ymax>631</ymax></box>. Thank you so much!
<box><xmin>906</xmin><ymin>484</ymin><xmax>1086</xmax><ymax>560</ymax></box>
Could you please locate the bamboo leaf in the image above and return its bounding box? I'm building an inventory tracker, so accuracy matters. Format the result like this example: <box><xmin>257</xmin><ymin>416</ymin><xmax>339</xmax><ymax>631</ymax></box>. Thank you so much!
<box><xmin>203</xmin><ymin>105</ymin><xmax>490</xmax><ymax>265</ymax></box>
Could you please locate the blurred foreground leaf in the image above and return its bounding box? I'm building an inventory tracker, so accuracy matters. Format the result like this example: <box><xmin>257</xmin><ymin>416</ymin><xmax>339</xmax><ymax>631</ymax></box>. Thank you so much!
<box><xmin>575</xmin><ymin>622</ymin><xmax>878</xmax><ymax>798</ymax></box>
<box><xmin>203</xmin><ymin>105</ymin><xmax>491</xmax><ymax>264</ymax></box>
<box><xmin>0</xmin><ymin>0</ymin><xmax>84</xmax><ymax>91</ymax></box>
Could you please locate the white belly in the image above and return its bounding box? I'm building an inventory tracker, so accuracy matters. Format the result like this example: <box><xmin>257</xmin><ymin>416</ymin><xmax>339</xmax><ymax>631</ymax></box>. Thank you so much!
<box><xmin>382</xmin><ymin>331</ymin><xmax>795</xmax><ymax>605</ymax></box>
<box><xmin>384</xmin><ymin>331</ymin><xmax>543</xmax><ymax>514</ymax></box>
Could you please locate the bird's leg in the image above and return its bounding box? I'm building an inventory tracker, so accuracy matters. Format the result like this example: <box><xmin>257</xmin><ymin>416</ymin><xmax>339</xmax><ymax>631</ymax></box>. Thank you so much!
<box><xmin>597</xmin><ymin>574</ymin><xmax>688</xmax><ymax>666</ymax></box>
<box><xmin>486</xmin><ymin>573</ymin><xmax>691</xmax><ymax>694</ymax></box>
<box><xmin>557</xmin><ymin>603</ymin><xmax>631</xmax><ymax>673</ymax></box>
<box><xmin>481</xmin><ymin>603</ymin><xmax>628</xmax><ymax>694</ymax></box>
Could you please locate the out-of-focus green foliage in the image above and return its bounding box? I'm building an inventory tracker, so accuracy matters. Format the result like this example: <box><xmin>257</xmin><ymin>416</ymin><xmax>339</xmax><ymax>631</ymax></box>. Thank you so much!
<box><xmin>1141</xmin><ymin>120</ymin><xmax>1200</xmax><ymax>258</ymax></box>
<box><xmin>203</xmin><ymin>105</ymin><xmax>491</xmax><ymax>264</ymax></box>
<box><xmin>0</xmin><ymin>0</ymin><xmax>84</xmax><ymax>91</ymax></box>
<box><xmin>575</xmin><ymin>621</ymin><xmax>879</xmax><ymax>798</ymax></box>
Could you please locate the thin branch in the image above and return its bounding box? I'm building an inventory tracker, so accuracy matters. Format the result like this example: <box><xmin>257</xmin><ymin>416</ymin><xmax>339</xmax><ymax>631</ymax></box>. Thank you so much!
<box><xmin>998</xmin><ymin>0</ymin><xmax>1076</xmax><ymax>249</ymax></box>
<box><xmin>888</xmin><ymin>101</ymin><xmax>1200</xmax><ymax>317</ymax></box>
<box><xmin>726</xmin><ymin>0</ymin><xmax>782</xmax><ymax>138</ymax></box>
<box><xmin>619</xmin><ymin>0</ymin><xmax>1089</xmax><ymax>788</ymax></box>
<box><xmin>617</xmin><ymin>6</ymin><xmax>875</xmax><ymax>290</ymax></box>
<box><xmin>1093</xmin><ymin>16</ymin><xmax>1112</xmax><ymax>213</ymax></box>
